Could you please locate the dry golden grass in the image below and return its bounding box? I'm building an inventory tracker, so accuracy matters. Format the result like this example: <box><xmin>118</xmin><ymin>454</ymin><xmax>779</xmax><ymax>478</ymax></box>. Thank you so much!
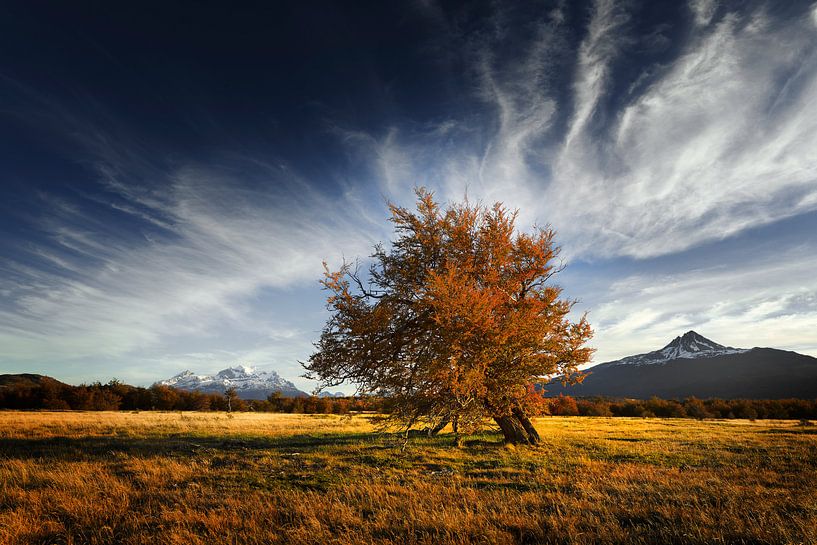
<box><xmin>0</xmin><ymin>412</ymin><xmax>815</xmax><ymax>544</ymax></box>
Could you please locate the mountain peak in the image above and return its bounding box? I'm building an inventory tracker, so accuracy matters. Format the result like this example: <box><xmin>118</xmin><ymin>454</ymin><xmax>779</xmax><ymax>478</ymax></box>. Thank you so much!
<box><xmin>606</xmin><ymin>331</ymin><xmax>747</xmax><ymax>367</ymax></box>
<box><xmin>217</xmin><ymin>365</ymin><xmax>256</xmax><ymax>379</ymax></box>
<box><xmin>546</xmin><ymin>340</ymin><xmax>817</xmax><ymax>399</ymax></box>
<box><xmin>156</xmin><ymin>365</ymin><xmax>306</xmax><ymax>398</ymax></box>
<box><xmin>663</xmin><ymin>331</ymin><xmax>727</xmax><ymax>353</ymax></box>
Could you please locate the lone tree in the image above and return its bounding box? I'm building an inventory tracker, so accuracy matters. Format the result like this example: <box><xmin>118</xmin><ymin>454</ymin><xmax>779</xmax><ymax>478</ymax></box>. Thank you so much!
<box><xmin>305</xmin><ymin>190</ymin><xmax>593</xmax><ymax>444</ymax></box>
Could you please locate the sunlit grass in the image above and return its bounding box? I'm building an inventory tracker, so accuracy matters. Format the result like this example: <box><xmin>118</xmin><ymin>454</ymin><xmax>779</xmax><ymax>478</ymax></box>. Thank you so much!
<box><xmin>1</xmin><ymin>412</ymin><xmax>815</xmax><ymax>544</ymax></box>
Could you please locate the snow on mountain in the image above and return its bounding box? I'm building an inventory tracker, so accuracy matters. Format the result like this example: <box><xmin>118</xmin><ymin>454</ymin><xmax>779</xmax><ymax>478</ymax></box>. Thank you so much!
<box><xmin>155</xmin><ymin>365</ymin><xmax>307</xmax><ymax>398</ymax></box>
<box><xmin>605</xmin><ymin>331</ymin><xmax>748</xmax><ymax>367</ymax></box>
<box><xmin>317</xmin><ymin>391</ymin><xmax>347</xmax><ymax>398</ymax></box>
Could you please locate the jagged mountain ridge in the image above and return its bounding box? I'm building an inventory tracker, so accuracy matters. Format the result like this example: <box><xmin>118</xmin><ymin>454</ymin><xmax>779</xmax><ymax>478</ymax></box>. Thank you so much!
<box><xmin>156</xmin><ymin>365</ymin><xmax>308</xmax><ymax>399</ymax></box>
<box><xmin>546</xmin><ymin>331</ymin><xmax>817</xmax><ymax>399</ymax></box>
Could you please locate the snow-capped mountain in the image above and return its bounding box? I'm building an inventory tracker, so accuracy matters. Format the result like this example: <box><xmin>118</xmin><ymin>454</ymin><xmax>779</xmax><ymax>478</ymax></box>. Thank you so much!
<box><xmin>546</xmin><ymin>331</ymin><xmax>817</xmax><ymax>399</ymax></box>
<box><xmin>156</xmin><ymin>365</ymin><xmax>307</xmax><ymax>399</ymax></box>
<box><xmin>608</xmin><ymin>331</ymin><xmax>747</xmax><ymax>367</ymax></box>
<box><xmin>317</xmin><ymin>391</ymin><xmax>347</xmax><ymax>398</ymax></box>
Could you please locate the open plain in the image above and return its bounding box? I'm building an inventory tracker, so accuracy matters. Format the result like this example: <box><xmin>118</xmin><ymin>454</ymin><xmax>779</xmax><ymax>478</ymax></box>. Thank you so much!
<box><xmin>0</xmin><ymin>412</ymin><xmax>815</xmax><ymax>544</ymax></box>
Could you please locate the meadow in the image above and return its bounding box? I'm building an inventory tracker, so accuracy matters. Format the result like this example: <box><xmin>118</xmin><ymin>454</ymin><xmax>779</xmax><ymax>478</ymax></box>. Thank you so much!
<box><xmin>0</xmin><ymin>412</ymin><xmax>815</xmax><ymax>545</ymax></box>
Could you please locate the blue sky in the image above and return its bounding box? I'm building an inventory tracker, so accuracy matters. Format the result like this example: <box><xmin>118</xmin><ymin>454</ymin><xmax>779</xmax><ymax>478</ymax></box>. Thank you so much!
<box><xmin>1</xmin><ymin>0</ymin><xmax>816</xmax><ymax>392</ymax></box>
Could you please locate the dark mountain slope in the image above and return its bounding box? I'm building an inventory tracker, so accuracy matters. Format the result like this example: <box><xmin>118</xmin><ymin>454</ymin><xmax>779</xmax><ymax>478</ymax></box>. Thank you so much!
<box><xmin>0</xmin><ymin>373</ymin><xmax>68</xmax><ymax>389</ymax></box>
<box><xmin>547</xmin><ymin>332</ymin><xmax>817</xmax><ymax>399</ymax></box>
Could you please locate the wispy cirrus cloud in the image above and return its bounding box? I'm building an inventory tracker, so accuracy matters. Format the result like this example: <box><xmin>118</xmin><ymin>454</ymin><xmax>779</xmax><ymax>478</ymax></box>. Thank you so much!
<box><xmin>337</xmin><ymin>0</ymin><xmax>817</xmax><ymax>361</ymax></box>
<box><xmin>690</xmin><ymin>0</ymin><xmax>718</xmax><ymax>27</ymax></box>
<box><xmin>0</xmin><ymin>147</ymin><xmax>382</xmax><ymax>385</ymax></box>
<box><xmin>2</xmin><ymin>0</ymin><xmax>816</xmax><ymax>386</ymax></box>
<box><xmin>549</xmin><ymin>5</ymin><xmax>817</xmax><ymax>259</ymax></box>
<box><xmin>359</xmin><ymin>1</ymin><xmax>817</xmax><ymax>260</ymax></box>
<box><xmin>585</xmin><ymin>244</ymin><xmax>817</xmax><ymax>362</ymax></box>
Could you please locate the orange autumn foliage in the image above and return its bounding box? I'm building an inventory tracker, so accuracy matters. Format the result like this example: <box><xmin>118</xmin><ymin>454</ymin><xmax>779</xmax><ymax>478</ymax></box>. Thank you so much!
<box><xmin>305</xmin><ymin>189</ymin><xmax>593</xmax><ymax>443</ymax></box>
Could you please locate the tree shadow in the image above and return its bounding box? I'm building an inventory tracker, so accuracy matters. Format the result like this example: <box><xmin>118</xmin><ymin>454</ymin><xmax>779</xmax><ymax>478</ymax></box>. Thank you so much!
<box><xmin>0</xmin><ymin>428</ymin><xmax>513</xmax><ymax>465</ymax></box>
<box><xmin>0</xmin><ymin>432</ymin><xmax>386</xmax><ymax>462</ymax></box>
<box><xmin>764</xmin><ymin>427</ymin><xmax>817</xmax><ymax>435</ymax></box>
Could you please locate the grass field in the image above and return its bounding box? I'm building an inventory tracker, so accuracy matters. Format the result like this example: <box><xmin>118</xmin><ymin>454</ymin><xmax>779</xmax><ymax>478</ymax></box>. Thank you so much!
<box><xmin>1</xmin><ymin>412</ymin><xmax>815</xmax><ymax>544</ymax></box>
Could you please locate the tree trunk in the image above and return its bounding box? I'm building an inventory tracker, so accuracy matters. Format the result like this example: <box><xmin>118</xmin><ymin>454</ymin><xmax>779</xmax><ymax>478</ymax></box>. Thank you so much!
<box><xmin>494</xmin><ymin>415</ymin><xmax>533</xmax><ymax>445</ymax></box>
<box><xmin>512</xmin><ymin>407</ymin><xmax>540</xmax><ymax>445</ymax></box>
<box><xmin>452</xmin><ymin>415</ymin><xmax>462</xmax><ymax>447</ymax></box>
<box><xmin>427</xmin><ymin>415</ymin><xmax>450</xmax><ymax>437</ymax></box>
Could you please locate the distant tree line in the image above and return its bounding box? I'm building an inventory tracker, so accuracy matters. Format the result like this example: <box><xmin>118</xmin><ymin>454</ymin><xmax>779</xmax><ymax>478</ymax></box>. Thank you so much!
<box><xmin>0</xmin><ymin>378</ymin><xmax>384</xmax><ymax>413</ymax></box>
<box><xmin>1</xmin><ymin>378</ymin><xmax>815</xmax><ymax>419</ymax></box>
<box><xmin>545</xmin><ymin>395</ymin><xmax>817</xmax><ymax>420</ymax></box>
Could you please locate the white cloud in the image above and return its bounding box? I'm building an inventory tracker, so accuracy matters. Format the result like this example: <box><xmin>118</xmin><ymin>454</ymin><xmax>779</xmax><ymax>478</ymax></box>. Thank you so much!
<box><xmin>306</xmin><ymin>1</ymin><xmax>817</xmax><ymax>370</ymax></box>
<box><xmin>359</xmin><ymin>3</ymin><xmax>817</xmax><ymax>262</ymax></box>
<box><xmin>586</xmin><ymin>249</ymin><xmax>817</xmax><ymax>363</ymax></box>
<box><xmin>546</xmin><ymin>8</ymin><xmax>817</xmax><ymax>259</ymax></box>
<box><xmin>0</xmin><ymin>160</ymin><xmax>382</xmax><ymax>383</ymax></box>
<box><xmin>690</xmin><ymin>0</ymin><xmax>718</xmax><ymax>27</ymax></box>
<box><xmin>5</xmin><ymin>1</ymin><xmax>817</xmax><ymax>385</ymax></box>
<box><xmin>564</xmin><ymin>0</ymin><xmax>632</xmax><ymax>149</ymax></box>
